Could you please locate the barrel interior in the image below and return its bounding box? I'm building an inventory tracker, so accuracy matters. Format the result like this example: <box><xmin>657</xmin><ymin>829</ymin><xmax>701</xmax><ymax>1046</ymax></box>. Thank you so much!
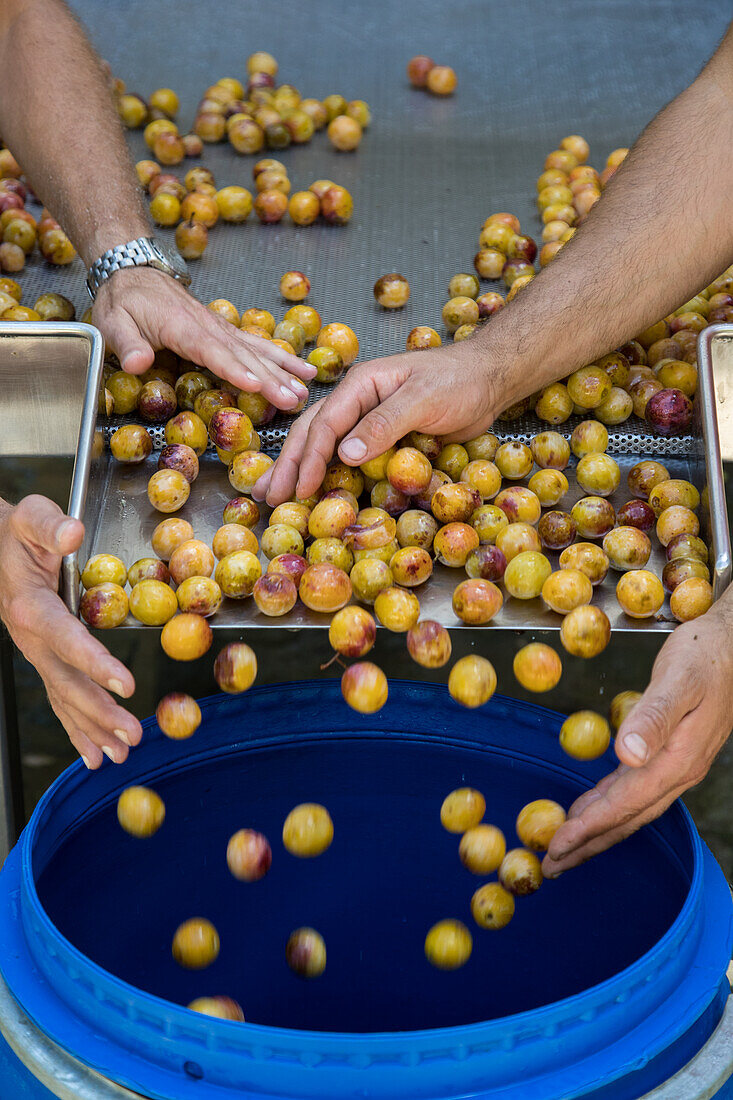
<box><xmin>35</xmin><ymin>732</ymin><xmax>691</xmax><ymax>1033</ymax></box>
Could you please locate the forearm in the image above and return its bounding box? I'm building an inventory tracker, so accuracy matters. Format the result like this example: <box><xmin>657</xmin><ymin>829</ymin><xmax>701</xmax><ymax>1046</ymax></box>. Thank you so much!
<box><xmin>0</xmin><ymin>0</ymin><xmax>149</xmax><ymax>264</ymax></box>
<box><xmin>482</xmin><ymin>23</ymin><xmax>733</xmax><ymax>408</ymax></box>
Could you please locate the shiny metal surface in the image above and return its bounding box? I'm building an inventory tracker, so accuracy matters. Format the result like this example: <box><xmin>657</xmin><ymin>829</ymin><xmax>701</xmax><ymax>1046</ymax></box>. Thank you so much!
<box><xmin>0</xmin><ymin>970</ymin><xmax>148</xmax><ymax>1099</ymax></box>
<box><xmin>69</xmin><ymin>329</ymin><xmax>731</xmax><ymax>640</ymax></box>
<box><xmin>0</xmin><ymin>0</ymin><xmax>720</xmax><ymax>633</ymax></box>
<box><xmin>5</xmin><ymin>0</ymin><xmax>726</xmax><ymax>458</ymax></box>
<box><xmin>0</xmin><ymin>324</ymin><xmax>103</xmax><ymax>863</ymax></box>
<box><xmin>76</xmin><ymin>450</ymin><xmax>705</xmax><ymax>633</ymax></box>
<box><xmin>698</xmin><ymin>325</ymin><xmax>733</xmax><ymax>599</ymax></box>
<box><xmin>639</xmin><ymin>994</ymin><xmax>733</xmax><ymax>1099</ymax></box>
<box><xmin>75</xmin><ymin>0</ymin><xmax>726</xmax><ymax>460</ymax></box>
<box><xmin>0</xmin><ymin>323</ymin><xmax>105</xmax><ymax>617</ymax></box>
<box><xmin>0</xmin><ymin>635</ymin><xmax>21</xmax><ymax>867</ymax></box>
<box><xmin>0</xmin><ymin>325</ymin><xmax>95</xmax><ymax>459</ymax></box>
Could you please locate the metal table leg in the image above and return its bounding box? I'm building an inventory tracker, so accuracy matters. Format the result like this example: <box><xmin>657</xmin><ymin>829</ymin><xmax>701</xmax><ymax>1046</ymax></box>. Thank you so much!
<box><xmin>0</xmin><ymin>629</ymin><xmax>25</xmax><ymax>866</ymax></box>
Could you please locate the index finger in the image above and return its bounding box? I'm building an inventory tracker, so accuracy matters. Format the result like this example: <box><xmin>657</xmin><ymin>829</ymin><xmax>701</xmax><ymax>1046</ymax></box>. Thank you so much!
<box><xmin>27</xmin><ymin>590</ymin><xmax>135</xmax><ymax>697</ymax></box>
<box><xmin>295</xmin><ymin>363</ymin><xmax>404</xmax><ymax>498</ymax></box>
<box><xmin>542</xmin><ymin>784</ymin><xmax>681</xmax><ymax>876</ymax></box>
<box><xmin>163</xmin><ymin>318</ymin><xmax>309</xmax><ymax>409</ymax></box>
<box><xmin>186</xmin><ymin>295</ymin><xmax>313</xmax><ymax>378</ymax></box>
<box><xmin>257</xmin><ymin>401</ymin><xmax>322</xmax><ymax>504</ymax></box>
<box><xmin>547</xmin><ymin>745</ymin><xmax>683</xmax><ymax>865</ymax></box>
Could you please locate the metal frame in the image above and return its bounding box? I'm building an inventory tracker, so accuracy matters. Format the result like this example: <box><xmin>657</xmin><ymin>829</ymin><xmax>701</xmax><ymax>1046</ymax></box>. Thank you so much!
<box><xmin>60</xmin><ymin>323</ymin><xmax>732</xmax><ymax>633</ymax></box>
<box><xmin>0</xmin><ymin>970</ymin><xmax>147</xmax><ymax>1099</ymax></box>
<box><xmin>698</xmin><ymin>325</ymin><xmax>733</xmax><ymax>599</ymax></box>
<box><xmin>0</xmin><ymin>966</ymin><xmax>730</xmax><ymax>1100</ymax></box>
<box><xmin>0</xmin><ymin>323</ymin><xmax>104</xmax><ymax>865</ymax></box>
<box><xmin>0</xmin><ymin>629</ymin><xmax>23</xmax><ymax>866</ymax></box>
<box><xmin>57</xmin><ymin>325</ymin><xmax>105</xmax><ymax>615</ymax></box>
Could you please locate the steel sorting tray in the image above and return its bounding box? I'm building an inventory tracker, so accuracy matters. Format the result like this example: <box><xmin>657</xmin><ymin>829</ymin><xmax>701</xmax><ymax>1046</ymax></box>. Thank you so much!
<box><xmin>66</xmin><ymin>326</ymin><xmax>732</xmax><ymax>633</ymax></box>
<box><xmin>0</xmin><ymin>323</ymin><xmax>104</xmax><ymax>615</ymax></box>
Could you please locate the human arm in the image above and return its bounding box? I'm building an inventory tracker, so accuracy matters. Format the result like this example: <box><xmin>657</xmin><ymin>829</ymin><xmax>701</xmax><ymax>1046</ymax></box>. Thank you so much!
<box><xmin>259</xmin><ymin>18</ymin><xmax>733</xmax><ymax>504</ymax></box>
<box><xmin>542</xmin><ymin>583</ymin><xmax>733</xmax><ymax>876</ymax></box>
<box><xmin>0</xmin><ymin>0</ymin><xmax>314</xmax><ymax>407</ymax></box>
<box><xmin>0</xmin><ymin>495</ymin><xmax>142</xmax><ymax>768</ymax></box>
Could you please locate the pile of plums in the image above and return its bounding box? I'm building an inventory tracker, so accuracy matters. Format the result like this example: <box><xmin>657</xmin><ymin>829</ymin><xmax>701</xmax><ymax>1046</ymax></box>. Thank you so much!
<box><xmin>84</xmin><ymin>411</ymin><xmax>712</xmax><ymax>740</ymax></box>
<box><xmin>116</xmin><ymin>54</ymin><xmax>370</xmax><ymax>160</ymax></box>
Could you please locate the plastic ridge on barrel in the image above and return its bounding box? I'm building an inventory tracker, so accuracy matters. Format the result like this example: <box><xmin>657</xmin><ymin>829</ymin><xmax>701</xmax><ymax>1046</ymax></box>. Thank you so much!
<box><xmin>0</xmin><ymin>681</ymin><xmax>729</xmax><ymax>1100</ymax></box>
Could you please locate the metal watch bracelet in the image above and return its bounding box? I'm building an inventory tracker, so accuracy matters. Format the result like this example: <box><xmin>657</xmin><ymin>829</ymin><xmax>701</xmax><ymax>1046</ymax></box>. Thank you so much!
<box><xmin>85</xmin><ymin>237</ymin><xmax>190</xmax><ymax>300</ymax></box>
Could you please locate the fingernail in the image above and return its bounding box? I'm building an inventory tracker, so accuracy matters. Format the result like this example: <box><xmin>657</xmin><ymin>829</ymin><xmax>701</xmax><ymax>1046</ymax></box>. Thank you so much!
<box><xmin>246</xmin><ymin>370</ymin><xmax>258</xmax><ymax>383</ymax></box>
<box><xmin>621</xmin><ymin>732</ymin><xmax>648</xmax><ymax>763</ymax></box>
<box><xmin>290</xmin><ymin>380</ymin><xmax>309</xmax><ymax>396</ymax></box>
<box><xmin>340</xmin><ymin>438</ymin><xmax>367</xmax><ymax>462</ymax></box>
<box><xmin>544</xmin><ymin>869</ymin><xmax>563</xmax><ymax>880</ymax></box>
<box><xmin>252</xmin><ymin>476</ymin><xmax>270</xmax><ymax>502</ymax></box>
<box><xmin>108</xmin><ymin>678</ymin><xmax>126</xmax><ymax>697</ymax></box>
<box><xmin>280</xmin><ymin>385</ymin><xmax>298</xmax><ymax>402</ymax></box>
<box><xmin>102</xmin><ymin>747</ymin><xmax>116</xmax><ymax>762</ymax></box>
<box><xmin>114</xmin><ymin>728</ymin><xmax>131</xmax><ymax>746</ymax></box>
<box><xmin>81</xmin><ymin>755</ymin><xmax>91</xmax><ymax>770</ymax></box>
<box><xmin>57</xmin><ymin>519</ymin><xmax>77</xmax><ymax>548</ymax></box>
<box><xmin>569</xmin><ymin>791</ymin><xmax>601</xmax><ymax>817</ymax></box>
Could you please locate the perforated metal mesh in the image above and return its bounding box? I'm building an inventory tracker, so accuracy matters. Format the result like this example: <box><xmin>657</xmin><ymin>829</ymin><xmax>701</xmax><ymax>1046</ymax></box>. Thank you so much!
<box><xmin>14</xmin><ymin>0</ymin><xmax>726</xmax><ymax>461</ymax></box>
<box><xmin>100</xmin><ymin>417</ymin><xmax>697</xmax><ymax>457</ymax></box>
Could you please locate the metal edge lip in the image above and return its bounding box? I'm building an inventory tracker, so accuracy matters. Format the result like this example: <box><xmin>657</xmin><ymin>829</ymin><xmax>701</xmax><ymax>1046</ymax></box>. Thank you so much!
<box><xmin>697</xmin><ymin>323</ymin><xmax>733</xmax><ymax>600</ymax></box>
<box><xmin>637</xmin><ymin>993</ymin><xmax>733</xmax><ymax>1099</ymax></box>
<box><xmin>0</xmin><ymin>322</ymin><xmax>105</xmax><ymax>615</ymax></box>
<box><xmin>14</xmin><ymin>682</ymin><xmax>709</xmax><ymax>1060</ymax></box>
<box><xmin>63</xmin><ymin>324</ymin><xmax>105</xmax><ymax>616</ymax></box>
<box><xmin>0</xmin><ymin>968</ymin><xmax>146</xmax><ymax>1100</ymax></box>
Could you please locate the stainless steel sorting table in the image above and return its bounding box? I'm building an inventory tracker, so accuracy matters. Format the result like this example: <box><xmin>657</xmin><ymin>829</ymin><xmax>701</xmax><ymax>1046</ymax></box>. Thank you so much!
<box><xmin>1</xmin><ymin>0</ymin><xmax>733</xmax><ymax>858</ymax></box>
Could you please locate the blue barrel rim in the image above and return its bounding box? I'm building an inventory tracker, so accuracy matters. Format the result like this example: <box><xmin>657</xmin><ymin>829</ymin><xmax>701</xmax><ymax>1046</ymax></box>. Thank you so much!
<box><xmin>0</xmin><ymin>680</ymin><xmax>730</xmax><ymax>1100</ymax></box>
<box><xmin>17</xmin><ymin>682</ymin><xmax>707</xmax><ymax>1043</ymax></box>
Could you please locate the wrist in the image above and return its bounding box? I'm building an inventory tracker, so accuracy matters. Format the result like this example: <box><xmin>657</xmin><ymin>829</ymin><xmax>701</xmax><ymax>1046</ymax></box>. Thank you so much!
<box><xmin>472</xmin><ymin>313</ymin><xmax>540</xmax><ymax>413</ymax></box>
<box><xmin>92</xmin><ymin>263</ymin><xmax>183</xmax><ymax>306</ymax></box>
<box><xmin>81</xmin><ymin>222</ymin><xmax>153</xmax><ymax>268</ymax></box>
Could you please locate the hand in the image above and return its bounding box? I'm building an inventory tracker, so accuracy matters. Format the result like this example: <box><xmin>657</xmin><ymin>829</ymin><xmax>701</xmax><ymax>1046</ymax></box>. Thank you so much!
<box><xmin>543</xmin><ymin>599</ymin><xmax>733</xmax><ymax>877</ymax></box>
<box><xmin>0</xmin><ymin>496</ymin><xmax>142</xmax><ymax>769</ymax></box>
<box><xmin>92</xmin><ymin>267</ymin><xmax>316</xmax><ymax>411</ymax></box>
<box><xmin>255</xmin><ymin>340</ymin><xmax>496</xmax><ymax>505</ymax></box>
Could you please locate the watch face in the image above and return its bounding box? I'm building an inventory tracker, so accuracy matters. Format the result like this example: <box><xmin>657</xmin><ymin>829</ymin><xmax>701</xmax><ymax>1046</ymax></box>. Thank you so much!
<box><xmin>150</xmin><ymin>238</ymin><xmax>189</xmax><ymax>278</ymax></box>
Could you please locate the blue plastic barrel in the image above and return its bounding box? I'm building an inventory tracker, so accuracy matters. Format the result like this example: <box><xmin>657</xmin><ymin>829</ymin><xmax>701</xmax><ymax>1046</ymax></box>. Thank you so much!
<box><xmin>0</xmin><ymin>681</ymin><xmax>731</xmax><ymax>1099</ymax></box>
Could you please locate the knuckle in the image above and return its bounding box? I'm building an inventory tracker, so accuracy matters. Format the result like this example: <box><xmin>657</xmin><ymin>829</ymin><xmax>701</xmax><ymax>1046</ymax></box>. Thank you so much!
<box><xmin>11</xmin><ymin>495</ymin><xmax>49</xmax><ymax>530</ymax></box>
<box><xmin>365</xmin><ymin>411</ymin><xmax>392</xmax><ymax>445</ymax></box>
<box><xmin>666</xmin><ymin>739</ymin><xmax>705</xmax><ymax>783</ymax></box>
<box><xmin>158</xmin><ymin>319</ymin><xmax>181</xmax><ymax>350</ymax></box>
<box><xmin>126</xmin><ymin>725</ymin><xmax>144</xmax><ymax>748</ymax></box>
<box><xmin>105</xmin><ymin>742</ymin><xmax>129</xmax><ymax>764</ymax></box>
<box><xmin>7</xmin><ymin>509</ymin><xmax>24</xmax><ymax>540</ymax></box>
<box><xmin>6</xmin><ymin>595</ymin><xmax>33</xmax><ymax>634</ymax></box>
<box><xmin>52</xmin><ymin>678</ymin><xmax>76</xmax><ymax>708</ymax></box>
<box><xmin>688</xmin><ymin>766</ymin><xmax>708</xmax><ymax>787</ymax></box>
<box><xmin>636</xmin><ymin>695</ymin><xmax>674</xmax><ymax>738</ymax></box>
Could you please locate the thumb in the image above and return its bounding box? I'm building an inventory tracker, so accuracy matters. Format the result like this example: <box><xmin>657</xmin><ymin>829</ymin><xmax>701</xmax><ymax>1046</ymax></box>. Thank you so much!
<box><xmin>97</xmin><ymin>309</ymin><xmax>155</xmax><ymax>375</ymax></box>
<box><xmin>10</xmin><ymin>496</ymin><xmax>84</xmax><ymax>556</ymax></box>
<box><xmin>615</xmin><ymin>672</ymin><xmax>692</xmax><ymax>767</ymax></box>
<box><xmin>338</xmin><ymin>385</ymin><xmax>424</xmax><ymax>466</ymax></box>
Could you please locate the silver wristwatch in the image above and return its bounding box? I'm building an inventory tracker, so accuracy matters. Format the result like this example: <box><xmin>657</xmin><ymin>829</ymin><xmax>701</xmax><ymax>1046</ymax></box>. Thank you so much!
<box><xmin>85</xmin><ymin>236</ymin><xmax>191</xmax><ymax>300</ymax></box>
